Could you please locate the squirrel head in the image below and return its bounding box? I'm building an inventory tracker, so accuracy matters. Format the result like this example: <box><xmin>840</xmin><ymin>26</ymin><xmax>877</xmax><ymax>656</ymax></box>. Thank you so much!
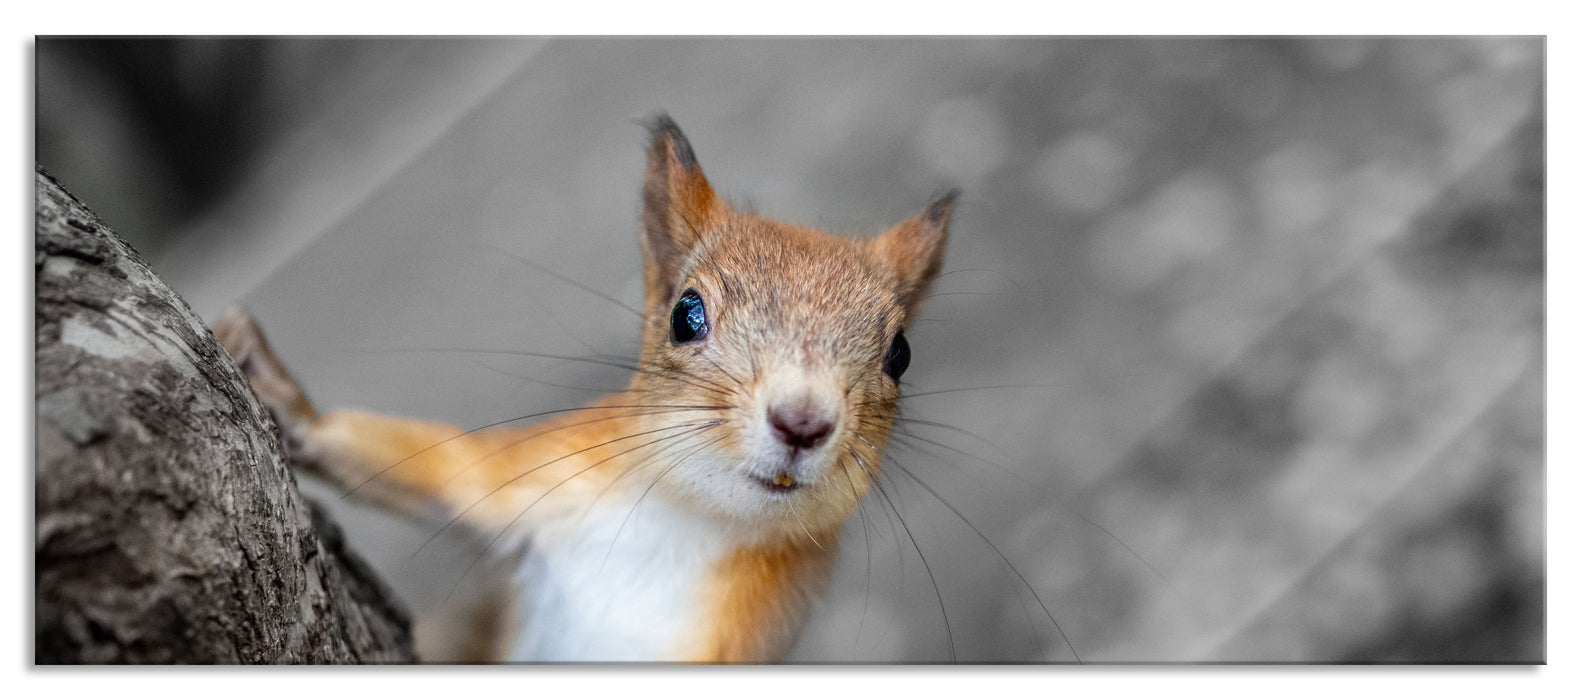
<box><xmin>629</xmin><ymin>115</ymin><xmax>955</xmax><ymax>541</ymax></box>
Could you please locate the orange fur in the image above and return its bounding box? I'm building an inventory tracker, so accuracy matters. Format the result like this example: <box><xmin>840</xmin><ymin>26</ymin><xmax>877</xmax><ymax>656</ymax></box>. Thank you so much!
<box><xmin>296</xmin><ymin>396</ymin><xmax>716</xmax><ymax>532</ymax></box>
<box><xmin>214</xmin><ymin>114</ymin><xmax>954</xmax><ymax>662</ymax></box>
<box><xmin>684</xmin><ymin>534</ymin><xmax>840</xmax><ymax>663</ymax></box>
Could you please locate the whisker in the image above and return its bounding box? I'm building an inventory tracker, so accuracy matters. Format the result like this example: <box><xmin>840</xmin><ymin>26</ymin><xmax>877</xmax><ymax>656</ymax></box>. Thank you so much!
<box><xmin>849</xmin><ymin>444</ymin><xmax>912</xmax><ymax>623</ymax></box>
<box><xmin>368</xmin><ymin>345</ymin><xmax>639</xmax><ymax>374</ymax></box>
<box><xmin>851</xmin><ymin>492</ymin><xmax>875</xmax><ymax>656</ymax></box>
<box><xmin>852</xmin><ymin>410</ymin><xmax>1029</xmax><ymax>490</ymax></box>
<box><xmin>848</xmin><ymin>445</ymin><xmax>908</xmax><ymax>582</ymax></box>
<box><xmin>895</xmin><ymin>417</ymin><xmax>1014</xmax><ymax>463</ymax></box>
<box><xmin>434</xmin><ymin>407</ymin><xmax>722</xmax><ymax>489</ymax></box>
<box><xmin>1056</xmin><ymin>507</ymin><xmax>1184</xmax><ymax>601</ymax></box>
<box><xmin>900</xmin><ymin>381</ymin><xmax>1077</xmax><ymax>400</ymax></box>
<box><xmin>443</xmin><ymin>421</ymin><xmax>721</xmax><ymax>601</ymax></box>
<box><xmin>342</xmin><ymin>402</ymin><xmax>727</xmax><ymax>499</ymax></box>
<box><xmin>416</xmin><ymin>420</ymin><xmax>720</xmax><ymax>558</ymax></box>
<box><xmin>856</xmin><ymin>431</ymin><xmax>1082</xmax><ymax>661</ymax></box>
<box><xmin>919</xmin><ymin>290</ymin><xmax>1000</xmax><ymax>301</ymax></box>
<box><xmin>582</xmin><ymin>428</ymin><xmax>716</xmax><ymax>523</ymax></box>
<box><xmin>932</xmin><ymin>267</ymin><xmax>1023</xmax><ymax>291</ymax></box>
<box><xmin>599</xmin><ymin>432</ymin><xmax>733</xmax><ymax>573</ymax></box>
<box><xmin>850</xmin><ymin>436</ymin><xmax>954</xmax><ymax>662</ymax></box>
<box><xmin>696</xmin><ymin>351</ymin><xmax>747</xmax><ymax>394</ymax></box>
<box><xmin>472</xmin><ymin>359</ymin><xmax>623</xmax><ymax>395</ymax></box>
<box><xmin>868</xmin><ymin>418</ymin><xmax>1182</xmax><ymax>602</ymax></box>
<box><xmin>371</xmin><ymin>346</ymin><xmax>738</xmax><ymax>401</ymax></box>
<box><xmin>866</xmin><ymin>467</ymin><xmax>955</xmax><ymax>664</ymax></box>
<box><xmin>634</xmin><ymin>356</ymin><xmax>741</xmax><ymax>399</ymax></box>
<box><xmin>899</xmin><ymin>373</ymin><xmax>1154</xmax><ymax>401</ymax></box>
<box><xmin>500</xmin><ymin>420</ymin><xmax>721</xmax><ymax>528</ymax></box>
<box><xmin>786</xmin><ymin>501</ymin><xmax>825</xmax><ymax>550</ymax></box>
<box><xmin>588</xmin><ymin>425</ymin><xmax>722</xmax><ymax>507</ymax></box>
<box><xmin>884</xmin><ymin>429</ymin><xmax>1027</xmax><ymax>491</ymax></box>
<box><xmin>886</xmin><ymin>459</ymin><xmax>1081</xmax><ymax>663</ymax></box>
<box><xmin>483</xmin><ymin>242</ymin><xmax>645</xmax><ymax>319</ymax></box>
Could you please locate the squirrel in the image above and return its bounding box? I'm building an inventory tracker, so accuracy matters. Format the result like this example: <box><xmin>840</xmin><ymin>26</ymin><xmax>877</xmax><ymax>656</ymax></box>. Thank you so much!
<box><xmin>213</xmin><ymin>115</ymin><xmax>955</xmax><ymax>663</ymax></box>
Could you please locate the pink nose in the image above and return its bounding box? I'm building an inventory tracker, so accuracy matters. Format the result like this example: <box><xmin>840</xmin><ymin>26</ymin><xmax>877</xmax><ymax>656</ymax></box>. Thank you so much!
<box><xmin>768</xmin><ymin>401</ymin><xmax>834</xmax><ymax>449</ymax></box>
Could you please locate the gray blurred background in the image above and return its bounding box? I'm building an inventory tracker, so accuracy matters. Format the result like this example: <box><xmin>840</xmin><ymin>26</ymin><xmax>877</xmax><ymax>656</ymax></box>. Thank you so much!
<box><xmin>35</xmin><ymin>37</ymin><xmax>1543</xmax><ymax>663</ymax></box>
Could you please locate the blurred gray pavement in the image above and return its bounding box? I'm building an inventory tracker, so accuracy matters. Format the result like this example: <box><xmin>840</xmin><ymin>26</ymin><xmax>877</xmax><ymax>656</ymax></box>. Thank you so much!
<box><xmin>36</xmin><ymin>37</ymin><xmax>1543</xmax><ymax>662</ymax></box>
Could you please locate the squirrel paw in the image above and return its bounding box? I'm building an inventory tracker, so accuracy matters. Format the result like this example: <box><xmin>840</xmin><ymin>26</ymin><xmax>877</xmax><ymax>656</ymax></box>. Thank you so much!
<box><xmin>213</xmin><ymin>309</ymin><xmax>318</xmax><ymax>454</ymax></box>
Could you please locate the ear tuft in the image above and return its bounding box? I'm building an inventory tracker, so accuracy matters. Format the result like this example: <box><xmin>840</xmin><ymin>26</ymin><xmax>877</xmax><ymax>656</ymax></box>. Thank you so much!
<box><xmin>924</xmin><ymin>188</ymin><xmax>961</xmax><ymax>226</ymax></box>
<box><xmin>646</xmin><ymin>113</ymin><xmax>698</xmax><ymax>171</ymax></box>
<box><xmin>873</xmin><ymin>191</ymin><xmax>957</xmax><ymax>321</ymax></box>
<box><xmin>640</xmin><ymin>114</ymin><xmax>729</xmax><ymax>315</ymax></box>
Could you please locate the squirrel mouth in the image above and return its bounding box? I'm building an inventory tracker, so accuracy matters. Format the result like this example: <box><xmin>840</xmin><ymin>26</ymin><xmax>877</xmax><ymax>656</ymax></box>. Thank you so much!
<box><xmin>752</xmin><ymin>471</ymin><xmax>801</xmax><ymax>494</ymax></box>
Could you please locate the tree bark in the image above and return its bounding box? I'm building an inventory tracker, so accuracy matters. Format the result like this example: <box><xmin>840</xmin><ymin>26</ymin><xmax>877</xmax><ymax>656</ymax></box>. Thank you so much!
<box><xmin>34</xmin><ymin>166</ymin><xmax>416</xmax><ymax>664</ymax></box>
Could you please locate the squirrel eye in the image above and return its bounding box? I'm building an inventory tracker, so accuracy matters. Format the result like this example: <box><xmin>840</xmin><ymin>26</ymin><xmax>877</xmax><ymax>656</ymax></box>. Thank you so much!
<box><xmin>670</xmin><ymin>289</ymin><xmax>709</xmax><ymax>343</ymax></box>
<box><xmin>882</xmin><ymin>331</ymin><xmax>910</xmax><ymax>381</ymax></box>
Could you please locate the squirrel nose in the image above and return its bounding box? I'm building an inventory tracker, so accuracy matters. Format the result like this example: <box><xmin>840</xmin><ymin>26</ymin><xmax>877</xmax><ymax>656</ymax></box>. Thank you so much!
<box><xmin>768</xmin><ymin>399</ymin><xmax>834</xmax><ymax>449</ymax></box>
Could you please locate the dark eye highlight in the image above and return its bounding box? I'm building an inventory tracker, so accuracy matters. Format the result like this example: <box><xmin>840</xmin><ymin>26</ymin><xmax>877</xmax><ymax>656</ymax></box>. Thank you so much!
<box><xmin>882</xmin><ymin>331</ymin><xmax>910</xmax><ymax>381</ymax></box>
<box><xmin>670</xmin><ymin>289</ymin><xmax>709</xmax><ymax>343</ymax></box>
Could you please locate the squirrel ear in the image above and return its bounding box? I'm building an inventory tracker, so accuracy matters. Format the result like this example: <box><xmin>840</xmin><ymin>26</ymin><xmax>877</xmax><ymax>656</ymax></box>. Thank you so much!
<box><xmin>641</xmin><ymin>114</ymin><xmax>730</xmax><ymax>308</ymax></box>
<box><xmin>874</xmin><ymin>190</ymin><xmax>957</xmax><ymax>320</ymax></box>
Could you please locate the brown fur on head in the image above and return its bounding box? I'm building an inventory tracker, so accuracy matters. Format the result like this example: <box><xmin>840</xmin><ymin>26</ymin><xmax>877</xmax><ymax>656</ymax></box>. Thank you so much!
<box><xmin>629</xmin><ymin>114</ymin><xmax>954</xmax><ymax>542</ymax></box>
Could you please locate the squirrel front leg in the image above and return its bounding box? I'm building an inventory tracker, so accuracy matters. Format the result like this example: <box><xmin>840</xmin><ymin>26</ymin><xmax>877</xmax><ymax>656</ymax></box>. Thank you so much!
<box><xmin>213</xmin><ymin>310</ymin><xmax>495</xmax><ymax>524</ymax></box>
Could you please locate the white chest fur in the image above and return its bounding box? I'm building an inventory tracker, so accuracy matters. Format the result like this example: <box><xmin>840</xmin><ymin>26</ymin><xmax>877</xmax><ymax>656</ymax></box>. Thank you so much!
<box><xmin>504</xmin><ymin>492</ymin><xmax>734</xmax><ymax>662</ymax></box>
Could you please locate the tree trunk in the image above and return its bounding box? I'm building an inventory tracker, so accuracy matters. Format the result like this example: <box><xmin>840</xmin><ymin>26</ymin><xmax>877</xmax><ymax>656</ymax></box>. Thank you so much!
<box><xmin>34</xmin><ymin>166</ymin><xmax>416</xmax><ymax>664</ymax></box>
